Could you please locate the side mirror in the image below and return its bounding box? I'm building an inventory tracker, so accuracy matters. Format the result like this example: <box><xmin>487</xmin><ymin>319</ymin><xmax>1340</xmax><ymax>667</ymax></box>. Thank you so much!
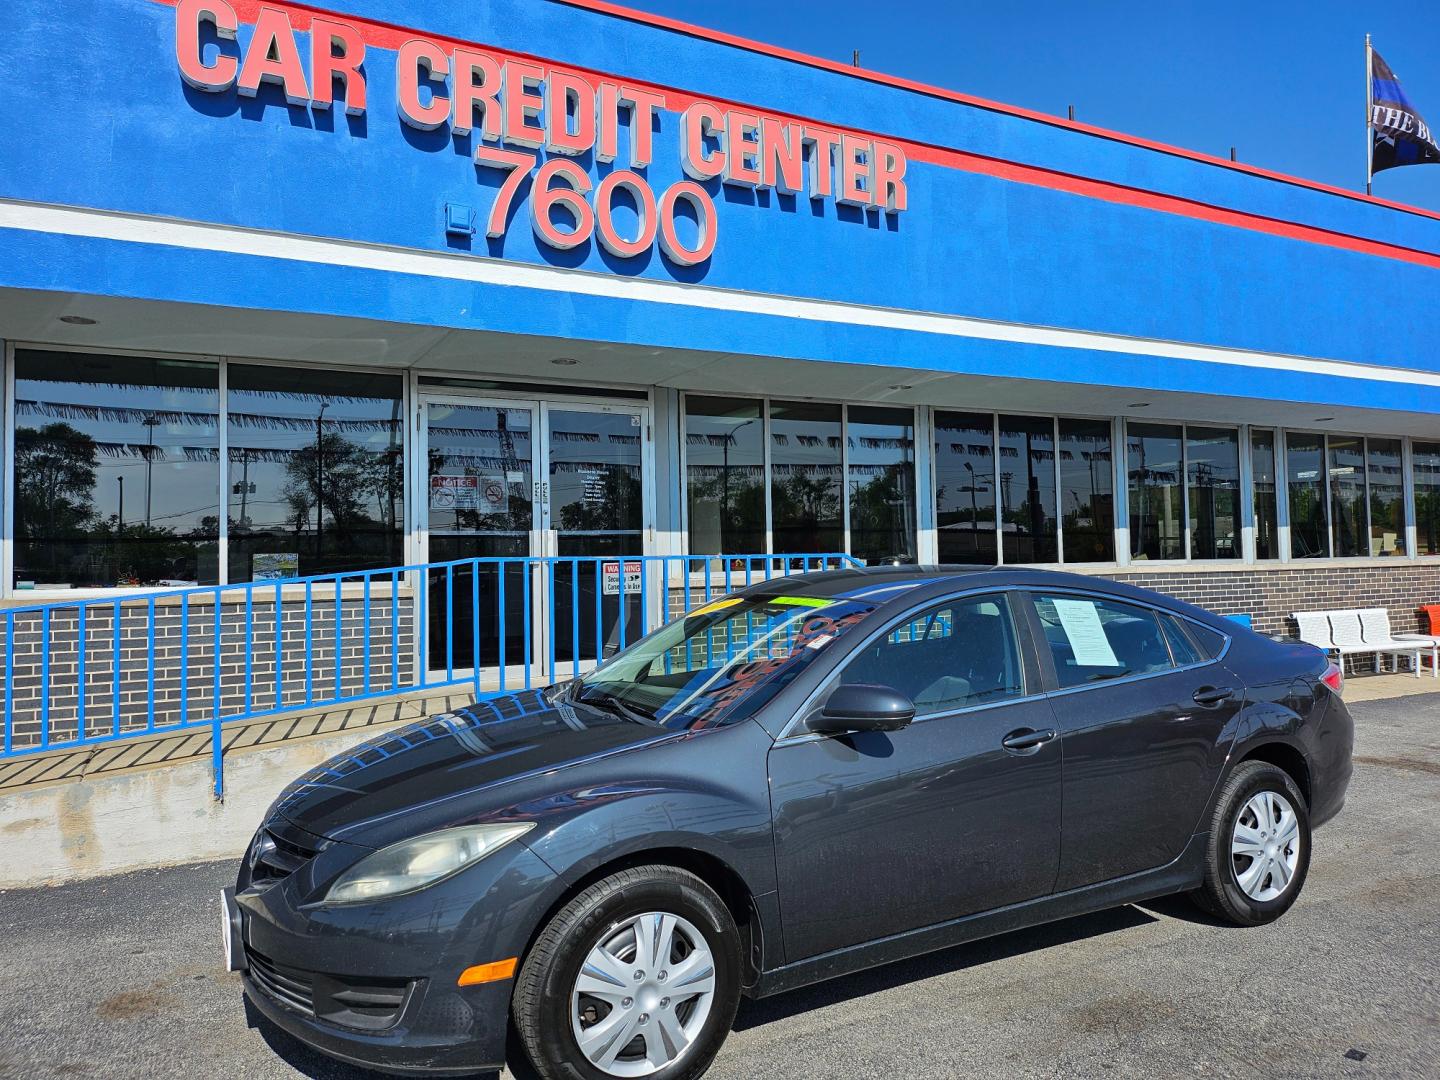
<box><xmin>809</xmin><ymin>684</ymin><xmax>916</xmax><ymax>736</ymax></box>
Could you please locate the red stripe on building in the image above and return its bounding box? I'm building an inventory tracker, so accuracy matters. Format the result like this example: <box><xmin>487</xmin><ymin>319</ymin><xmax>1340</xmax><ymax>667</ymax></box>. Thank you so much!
<box><xmin>557</xmin><ymin>0</ymin><xmax>1440</xmax><ymax>226</ymax></box>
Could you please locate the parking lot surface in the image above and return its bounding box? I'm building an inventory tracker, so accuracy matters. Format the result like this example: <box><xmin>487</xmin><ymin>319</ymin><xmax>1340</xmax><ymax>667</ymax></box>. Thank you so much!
<box><xmin>2</xmin><ymin>691</ymin><xmax>1438</xmax><ymax>1080</ymax></box>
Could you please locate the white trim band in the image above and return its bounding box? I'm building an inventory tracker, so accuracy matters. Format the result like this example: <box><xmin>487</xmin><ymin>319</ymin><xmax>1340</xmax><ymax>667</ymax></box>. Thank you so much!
<box><xmin>2</xmin><ymin>197</ymin><xmax>1439</xmax><ymax>390</ymax></box>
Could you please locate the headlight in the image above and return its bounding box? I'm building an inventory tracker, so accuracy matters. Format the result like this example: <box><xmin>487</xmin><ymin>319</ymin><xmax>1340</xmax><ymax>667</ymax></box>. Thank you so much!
<box><xmin>324</xmin><ymin>822</ymin><xmax>534</xmax><ymax>904</ymax></box>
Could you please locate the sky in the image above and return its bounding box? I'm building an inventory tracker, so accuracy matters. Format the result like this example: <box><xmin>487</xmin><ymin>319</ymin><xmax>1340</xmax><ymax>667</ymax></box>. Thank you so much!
<box><xmin>616</xmin><ymin>0</ymin><xmax>1440</xmax><ymax>212</ymax></box>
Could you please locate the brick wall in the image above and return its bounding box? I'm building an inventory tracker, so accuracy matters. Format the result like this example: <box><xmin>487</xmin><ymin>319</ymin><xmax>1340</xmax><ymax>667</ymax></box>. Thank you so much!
<box><xmin>2</xmin><ymin>593</ymin><xmax>415</xmax><ymax>751</ymax></box>
<box><xmin>1098</xmin><ymin>562</ymin><xmax>1440</xmax><ymax>637</ymax></box>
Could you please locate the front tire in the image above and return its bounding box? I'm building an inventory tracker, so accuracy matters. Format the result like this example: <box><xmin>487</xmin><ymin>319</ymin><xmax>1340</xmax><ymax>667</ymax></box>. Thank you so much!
<box><xmin>1191</xmin><ymin>760</ymin><xmax>1311</xmax><ymax>925</ymax></box>
<box><xmin>513</xmin><ymin>865</ymin><xmax>742</xmax><ymax>1080</ymax></box>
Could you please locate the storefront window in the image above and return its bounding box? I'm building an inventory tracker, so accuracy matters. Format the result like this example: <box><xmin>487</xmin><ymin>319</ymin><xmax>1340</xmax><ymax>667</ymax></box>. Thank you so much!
<box><xmin>227</xmin><ymin>365</ymin><xmax>403</xmax><ymax>581</ymax></box>
<box><xmin>1417</xmin><ymin>442</ymin><xmax>1440</xmax><ymax>557</ymax></box>
<box><xmin>1327</xmin><ymin>435</ymin><xmax>1366</xmax><ymax>558</ymax></box>
<box><xmin>998</xmin><ymin>415</ymin><xmax>1058</xmax><ymax>564</ymax></box>
<box><xmin>1187</xmin><ymin>427</ymin><xmax>1239</xmax><ymax>559</ymax></box>
<box><xmin>1127</xmin><ymin>423</ymin><xmax>1184</xmax><ymax>560</ymax></box>
<box><xmin>1367</xmin><ymin>438</ymin><xmax>1406</xmax><ymax>557</ymax></box>
<box><xmin>935</xmin><ymin>411</ymin><xmax>997</xmax><ymax>564</ymax></box>
<box><xmin>1287</xmin><ymin>433</ymin><xmax>1328</xmax><ymax>559</ymax></box>
<box><xmin>1251</xmin><ymin>430</ymin><xmax>1279</xmax><ymax>560</ymax></box>
<box><xmin>684</xmin><ymin>396</ymin><xmax>764</xmax><ymax>555</ymax></box>
<box><xmin>1057</xmin><ymin>418</ymin><xmax>1114</xmax><ymax>562</ymax></box>
<box><xmin>770</xmin><ymin>401</ymin><xmax>843</xmax><ymax>554</ymax></box>
<box><xmin>12</xmin><ymin>350</ymin><xmax>219</xmax><ymax>590</ymax></box>
<box><xmin>847</xmin><ymin>406</ymin><xmax>917</xmax><ymax>563</ymax></box>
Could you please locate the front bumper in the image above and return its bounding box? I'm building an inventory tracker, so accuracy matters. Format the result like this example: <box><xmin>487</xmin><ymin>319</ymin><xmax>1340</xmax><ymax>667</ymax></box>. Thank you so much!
<box><xmin>233</xmin><ymin>824</ymin><xmax>563</xmax><ymax>1075</ymax></box>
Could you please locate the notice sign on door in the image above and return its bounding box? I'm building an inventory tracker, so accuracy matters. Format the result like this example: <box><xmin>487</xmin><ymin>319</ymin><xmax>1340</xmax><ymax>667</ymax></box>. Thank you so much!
<box><xmin>430</xmin><ymin>474</ymin><xmax>478</xmax><ymax>510</ymax></box>
<box><xmin>430</xmin><ymin>474</ymin><xmax>509</xmax><ymax>513</ymax></box>
<box><xmin>602</xmin><ymin>560</ymin><xmax>643</xmax><ymax>596</ymax></box>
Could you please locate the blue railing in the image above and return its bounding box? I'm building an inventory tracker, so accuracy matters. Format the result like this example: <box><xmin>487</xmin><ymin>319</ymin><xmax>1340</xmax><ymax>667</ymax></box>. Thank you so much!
<box><xmin>0</xmin><ymin>553</ymin><xmax>857</xmax><ymax>796</ymax></box>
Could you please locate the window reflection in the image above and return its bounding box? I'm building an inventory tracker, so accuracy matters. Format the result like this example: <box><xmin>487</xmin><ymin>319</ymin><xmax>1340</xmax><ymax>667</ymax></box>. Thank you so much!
<box><xmin>847</xmin><ymin>406</ymin><xmax>917</xmax><ymax>563</ymax></box>
<box><xmin>1287</xmin><ymin>433</ymin><xmax>1328</xmax><ymax>559</ymax></box>
<box><xmin>998</xmin><ymin>416</ymin><xmax>1058</xmax><ymax>564</ymax></box>
<box><xmin>13</xmin><ymin>350</ymin><xmax>219</xmax><ymax>589</ymax></box>
<box><xmin>1327</xmin><ymin>435</ymin><xmax>1366</xmax><ymax>558</ymax></box>
<box><xmin>1417</xmin><ymin>442</ymin><xmax>1440</xmax><ymax>557</ymax></box>
<box><xmin>935</xmin><ymin>411</ymin><xmax>997</xmax><ymax>565</ymax></box>
<box><xmin>1187</xmin><ymin>427</ymin><xmax>1239</xmax><ymax>559</ymax></box>
<box><xmin>684</xmin><ymin>397</ymin><xmax>764</xmax><ymax>555</ymax></box>
<box><xmin>770</xmin><ymin>401</ymin><xmax>842</xmax><ymax>555</ymax></box>
<box><xmin>1127</xmin><ymin>423</ymin><xmax>1183</xmax><ymax>560</ymax></box>
<box><xmin>1251</xmin><ymin>431</ymin><xmax>1279</xmax><ymax>560</ymax></box>
<box><xmin>1367</xmin><ymin>438</ymin><xmax>1406</xmax><ymax>557</ymax></box>
<box><xmin>1058</xmin><ymin>418</ymin><xmax>1114</xmax><ymax>562</ymax></box>
<box><xmin>227</xmin><ymin>365</ymin><xmax>403</xmax><ymax>581</ymax></box>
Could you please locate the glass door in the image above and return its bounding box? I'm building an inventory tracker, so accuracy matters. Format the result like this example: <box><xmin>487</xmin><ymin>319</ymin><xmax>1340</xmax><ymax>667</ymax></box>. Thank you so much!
<box><xmin>423</xmin><ymin>399</ymin><xmax>539</xmax><ymax>683</ymax></box>
<box><xmin>420</xmin><ymin>395</ymin><xmax>652</xmax><ymax>686</ymax></box>
<box><xmin>545</xmin><ymin>404</ymin><xmax>648</xmax><ymax>672</ymax></box>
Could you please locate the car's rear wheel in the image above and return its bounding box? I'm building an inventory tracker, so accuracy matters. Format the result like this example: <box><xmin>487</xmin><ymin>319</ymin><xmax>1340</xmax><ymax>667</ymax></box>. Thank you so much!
<box><xmin>513</xmin><ymin>865</ymin><xmax>742</xmax><ymax>1080</ymax></box>
<box><xmin>1191</xmin><ymin>759</ymin><xmax>1311</xmax><ymax>925</ymax></box>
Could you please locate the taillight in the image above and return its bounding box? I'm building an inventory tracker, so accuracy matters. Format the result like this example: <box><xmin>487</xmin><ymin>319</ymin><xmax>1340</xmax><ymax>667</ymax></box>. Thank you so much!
<box><xmin>1320</xmin><ymin>662</ymin><xmax>1344</xmax><ymax>696</ymax></box>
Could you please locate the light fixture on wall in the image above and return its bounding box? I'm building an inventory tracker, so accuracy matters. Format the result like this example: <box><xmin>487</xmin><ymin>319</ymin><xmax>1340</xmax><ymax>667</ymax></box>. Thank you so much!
<box><xmin>59</xmin><ymin>315</ymin><xmax>97</xmax><ymax>325</ymax></box>
<box><xmin>550</xmin><ymin>357</ymin><xmax>579</xmax><ymax>366</ymax></box>
<box><xmin>887</xmin><ymin>384</ymin><xmax>913</xmax><ymax>391</ymax></box>
<box><xmin>1315</xmin><ymin>416</ymin><xmax>1336</xmax><ymax>422</ymax></box>
<box><xmin>1127</xmin><ymin>402</ymin><xmax>1150</xmax><ymax>408</ymax></box>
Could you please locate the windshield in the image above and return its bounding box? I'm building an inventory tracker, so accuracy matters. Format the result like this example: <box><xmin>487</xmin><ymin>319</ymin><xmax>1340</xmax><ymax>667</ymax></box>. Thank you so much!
<box><xmin>573</xmin><ymin>593</ymin><xmax>876</xmax><ymax>730</ymax></box>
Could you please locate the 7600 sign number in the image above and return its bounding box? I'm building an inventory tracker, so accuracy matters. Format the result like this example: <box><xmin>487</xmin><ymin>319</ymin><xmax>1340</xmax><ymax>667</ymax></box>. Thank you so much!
<box><xmin>477</xmin><ymin>148</ymin><xmax>718</xmax><ymax>266</ymax></box>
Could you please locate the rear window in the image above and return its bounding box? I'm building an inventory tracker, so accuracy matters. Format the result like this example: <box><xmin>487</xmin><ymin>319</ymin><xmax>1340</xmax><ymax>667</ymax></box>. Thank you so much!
<box><xmin>1160</xmin><ymin>614</ymin><xmax>1204</xmax><ymax>666</ymax></box>
<box><xmin>1033</xmin><ymin>594</ymin><xmax>1175</xmax><ymax>689</ymax></box>
<box><xmin>1185</xmin><ymin>620</ymin><xmax>1228</xmax><ymax>659</ymax></box>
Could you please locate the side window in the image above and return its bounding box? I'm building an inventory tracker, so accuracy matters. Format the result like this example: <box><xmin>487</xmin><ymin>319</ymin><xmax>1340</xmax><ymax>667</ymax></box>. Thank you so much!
<box><xmin>1185</xmin><ymin>621</ymin><xmax>1228</xmax><ymax>659</ymax></box>
<box><xmin>841</xmin><ymin>593</ymin><xmax>1024</xmax><ymax>715</ymax></box>
<box><xmin>1160</xmin><ymin>614</ymin><xmax>1204</xmax><ymax>666</ymax></box>
<box><xmin>1033</xmin><ymin>594</ymin><xmax>1175</xmax><ymax>689</ymax></box>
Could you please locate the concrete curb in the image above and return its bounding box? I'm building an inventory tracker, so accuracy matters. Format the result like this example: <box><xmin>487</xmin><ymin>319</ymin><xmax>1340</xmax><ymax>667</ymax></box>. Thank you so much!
<box><xmin>0</xmin><ymin>697</ymin><xmax>462</xmax><ymax>889</ymax></box>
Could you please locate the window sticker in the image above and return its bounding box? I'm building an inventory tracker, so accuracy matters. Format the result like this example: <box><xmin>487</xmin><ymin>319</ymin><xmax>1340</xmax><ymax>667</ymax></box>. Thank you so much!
<box><xmin>692</xmin><ymin>597</ymin><xmax>743</xmax><ymax>616</ymax></box>
<box><xmin>1051</xmin><ymin>598</ymin><xmax>1121</xmax><ymax>667</ymax></box>
<box><xmin>769</xmin><ymin>596</ymin><xmax>834</xmax><ymax>608</ymax></box>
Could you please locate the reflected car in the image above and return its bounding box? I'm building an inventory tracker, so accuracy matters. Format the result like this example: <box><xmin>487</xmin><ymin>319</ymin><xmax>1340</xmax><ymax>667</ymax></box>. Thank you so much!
<box><xmin>224</xmin><ymin>566</ymin><xmax>1352</xmax><ymax>1080</ymax></box>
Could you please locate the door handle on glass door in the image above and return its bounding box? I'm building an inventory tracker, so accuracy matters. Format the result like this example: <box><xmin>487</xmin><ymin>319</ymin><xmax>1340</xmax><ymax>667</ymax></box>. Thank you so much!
<box><xmin>1001</xmin><ymin>728</ymin><xmax>1056</xmax><ymax>752</ymax></box>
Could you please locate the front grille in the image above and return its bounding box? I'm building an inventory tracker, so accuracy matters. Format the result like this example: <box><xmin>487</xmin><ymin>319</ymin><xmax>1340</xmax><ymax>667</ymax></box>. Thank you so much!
<box><xmin>247</xmin><ymin>950</ymin><xmax>316</xmax><ymax>1017</ymax></box>
<box><xmin>249</xmin><ymin>828</ymin><xmax>319</xmax><ymax>887</ymax></box>
<box><xmin>247</xmin><ymin>949</ymin><xmax>415</xmax><ymax>1032</ymax></box>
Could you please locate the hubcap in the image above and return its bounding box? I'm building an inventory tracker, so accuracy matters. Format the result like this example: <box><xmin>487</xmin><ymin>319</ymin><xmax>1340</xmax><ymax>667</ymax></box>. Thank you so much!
<box><xmin>571</xmin><ymin>912</ymin><xmax>717</xmax><ymax>1077</ymax></box>
<box><xmin>1231</xmin><ymin>790</ymin><xmax>1302</xmax><ymax>902</ymax></box>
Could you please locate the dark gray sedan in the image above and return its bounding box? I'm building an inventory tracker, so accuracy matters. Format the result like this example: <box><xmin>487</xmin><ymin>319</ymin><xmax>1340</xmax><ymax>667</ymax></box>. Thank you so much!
<box><xmin>225</xmin><ymin>566</ymin><xmax>1352</xmax><ymax>1080</ymax></box>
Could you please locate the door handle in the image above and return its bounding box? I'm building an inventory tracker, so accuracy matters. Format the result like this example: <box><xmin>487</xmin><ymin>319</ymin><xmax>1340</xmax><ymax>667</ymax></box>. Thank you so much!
<box><xmin>1192</xmin><ymin>686</ymin><xmax>1236</xmax><ymax>707</ymax></box>
<box><xmin>1001</xmin><ymin>728</ymin><xmax>1057</xmax><ymax>752</ymax></box>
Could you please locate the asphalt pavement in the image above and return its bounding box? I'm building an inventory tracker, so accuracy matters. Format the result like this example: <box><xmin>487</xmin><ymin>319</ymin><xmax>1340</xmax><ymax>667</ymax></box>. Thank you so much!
<box><xmin>2</xmin><ymin>691</ymin><xmax>1438</xmax><ymax>1080</ymax></box>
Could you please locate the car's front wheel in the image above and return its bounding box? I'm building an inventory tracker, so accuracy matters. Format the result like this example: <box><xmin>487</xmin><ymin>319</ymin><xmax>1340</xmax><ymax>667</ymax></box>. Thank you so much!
<box><xmin>1191</xmin><ymin>759</ymin><xmax>1312</xmax><ymax>925</ymax></box>
<box><xmin>513</xmin><ymin>865</ymin><xmax>742</xmax><ymax>1080</ymax></box>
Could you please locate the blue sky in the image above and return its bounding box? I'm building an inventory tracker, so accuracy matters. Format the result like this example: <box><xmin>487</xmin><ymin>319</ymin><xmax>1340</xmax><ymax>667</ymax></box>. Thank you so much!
<box><xmin>618</xmin><ymin>0</ymin><xmax>1440</xmax><ymax>212</ymax></box>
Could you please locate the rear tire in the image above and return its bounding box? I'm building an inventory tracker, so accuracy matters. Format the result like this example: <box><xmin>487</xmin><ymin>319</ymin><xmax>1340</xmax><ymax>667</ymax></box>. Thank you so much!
<box><xmin>1191</xmin><ymin>760</ymin><xmax>1311</xmax><ymax>926</ymax></box>
<box><xmin>513</xmin><ymin>865</ymin><xmax>742</xmax><ymax>1080</ymax></box>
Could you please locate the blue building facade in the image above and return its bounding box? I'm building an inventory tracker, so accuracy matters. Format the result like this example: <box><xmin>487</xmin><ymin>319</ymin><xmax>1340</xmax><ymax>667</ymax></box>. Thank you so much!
<box><xmin>1</xmin><ymin>0</ymin><xmax>1438</xmax><ymax>637</ymax></box>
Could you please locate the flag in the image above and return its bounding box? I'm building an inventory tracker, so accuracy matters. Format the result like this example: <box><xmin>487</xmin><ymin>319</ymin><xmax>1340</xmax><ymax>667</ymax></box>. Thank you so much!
<box><xmin>1370</xmin><ymin>46</ymin><xmax>1440</xmax><ymax>175</ymax></box>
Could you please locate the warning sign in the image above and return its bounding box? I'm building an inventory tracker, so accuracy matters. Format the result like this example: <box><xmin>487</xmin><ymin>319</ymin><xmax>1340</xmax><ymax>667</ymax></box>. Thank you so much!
<box><xmin>602</xmin><ymin>560</ymin><xmax>643</xmax><ymax>596</ymax></box>
<box><xmin>429</xmin><ymin>475</ymin><xmax>477</xmax><ymax>509</ymax></box>
<box><xmin>430</xmin><ymin>474</ymin><xmax>508</xmax><ymax>513</ymax></box>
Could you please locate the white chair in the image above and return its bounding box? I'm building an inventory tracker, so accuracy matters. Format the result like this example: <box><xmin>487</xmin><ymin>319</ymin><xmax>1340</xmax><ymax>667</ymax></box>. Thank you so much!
<box><xmin>1330</xmin><ymin>610</ymin><xmax>1422</xmax><ymax>676</ymax></box>
<box><xmin>1293</xmin><ymin>611</ymin><xmax>1336</xmax><ymax>654</ymax></box>
<box><xmin>1360</xmin><ymin>608</ymin><xmax>1439</xmax><ymax>680</ymax></box>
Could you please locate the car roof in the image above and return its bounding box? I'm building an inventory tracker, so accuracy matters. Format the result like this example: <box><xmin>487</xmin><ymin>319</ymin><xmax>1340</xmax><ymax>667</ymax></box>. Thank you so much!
<box><xmin>740</xmin><ymin>565</ymin><xmax>1231</xmax><ymax>628</ymax></box>
<box><xmin>740</xmin><ymin>564</ymin><xmax>991</xmax><ymax>600</ymax></box>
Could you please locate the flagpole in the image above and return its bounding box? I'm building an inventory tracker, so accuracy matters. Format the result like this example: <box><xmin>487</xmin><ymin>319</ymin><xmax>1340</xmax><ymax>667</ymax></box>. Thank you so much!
<box><xmin>1366</xmin><ymin>33</ymin><xmax>1374</xmax><ymax>195</ymax></box>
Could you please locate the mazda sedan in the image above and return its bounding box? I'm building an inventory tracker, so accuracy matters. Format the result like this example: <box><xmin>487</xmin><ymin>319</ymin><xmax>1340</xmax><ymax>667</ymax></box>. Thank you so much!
<box><xmin>225</xmin><ymin>566</ymin><xmax>1352</xmax><ymax>1080</ymax></box>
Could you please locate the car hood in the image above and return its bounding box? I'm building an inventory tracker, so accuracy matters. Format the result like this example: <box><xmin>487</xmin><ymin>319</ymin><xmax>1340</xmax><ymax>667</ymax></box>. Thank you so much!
<box><xmin>268</xmin><ymin>688</ymin><xmax>678</xmax><ymax>844</ymax></box>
